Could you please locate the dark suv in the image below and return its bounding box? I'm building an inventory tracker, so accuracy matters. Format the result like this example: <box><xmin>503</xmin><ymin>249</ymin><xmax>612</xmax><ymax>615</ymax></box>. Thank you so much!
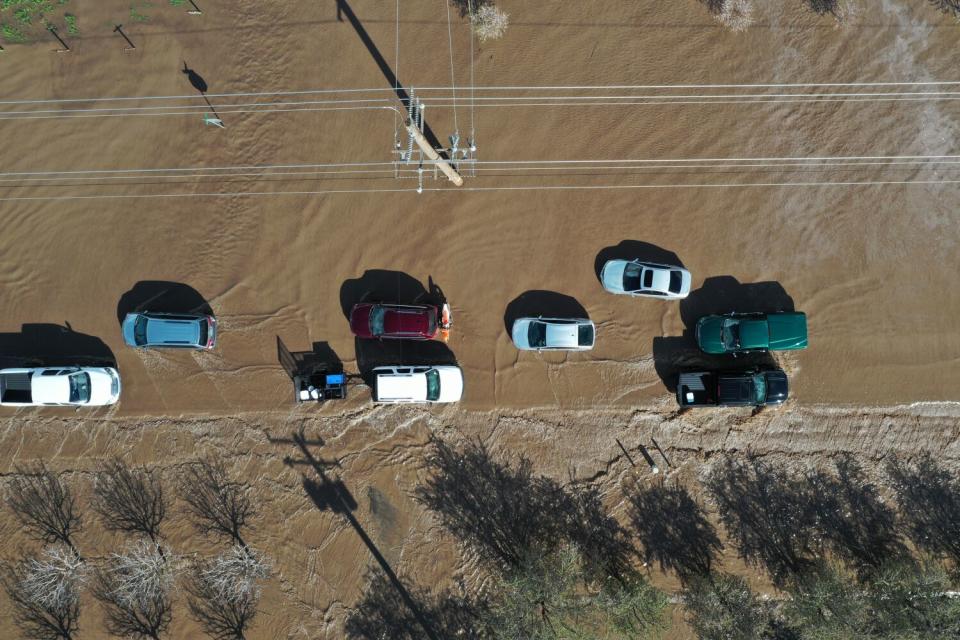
<box><xmin>122</xmin><ymin>312</ymin><xmax>217</xmax><ymax>350</ymax></box>
<box><xmin>677</xmin><ymin>369</ymin><xmax>788</xmax><ymax>408</ymax></box>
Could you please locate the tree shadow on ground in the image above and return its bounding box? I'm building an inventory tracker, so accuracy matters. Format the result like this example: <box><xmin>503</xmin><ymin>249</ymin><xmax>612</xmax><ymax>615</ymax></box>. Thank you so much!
<box><xmin>807</xmin><ymin>456</ymin><xmax>908</xmax><ymax>577</ymax></box>
<box><xmin>627</xmin><ymin>482</ymin><xmax>722</xmax><ymax>582</ymax></box>
<box><xmin>503</xmin><ymin>291</ymin><xmax>588</xmax><ymax>335</ymax></box>
<box><xmin>414</xmin><ymin>438</ymin><xmax>637</xmax><ymax>581</ymax></box>
<box><xmin>0</xmin><ymin>323</ymin><xmax>115</xmax><ymax>368</ymax></box>
<box><xmin>706</xmin><ymin>457</ymin><xmax>819</xmax><ymax>586</ymax></box>
<box><xmin>593</xmin><ymin>240</ymin><xmax>684</xmax><ymax>284</ymax></box>
<box><xmin>116</xmin><ymin>281</ymin><xmax>212</xmax><ymax>326</ymax></box>
<box><xmin>652</xmin><ymin>336</ymin><xmax>777</xmax><ymax>393</ymax></box>
<box><xmin>339</xmin><ymin>270</ymin><xmax>432</xmax><ymax>319</ymax></box>
<box><xmin>886</xmin><ymin>454</ymin><xmax>960</xmax><ymax>568</ymax></box>
<box><xmin>345</xmin><ymin>568</ymin><xmax>489</xmax><ymax>640</ymax></box>
<box><xmin>679</xmin><ymin>276</ymin><xmax>795</xmax><ymax>334</ymax></box>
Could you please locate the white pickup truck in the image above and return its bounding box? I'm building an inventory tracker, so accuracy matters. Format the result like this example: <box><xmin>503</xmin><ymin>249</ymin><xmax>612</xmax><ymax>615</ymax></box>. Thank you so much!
<box><xmin>0</xmin><ymin>367</ymin><xmax>121</xmax><ymax>407</ymax></box>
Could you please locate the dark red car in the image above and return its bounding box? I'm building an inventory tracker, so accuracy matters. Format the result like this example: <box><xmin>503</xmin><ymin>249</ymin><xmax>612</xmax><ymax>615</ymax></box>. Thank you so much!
<box><xmin>349</xmin><ymin>303</ymin><xmax>451</xmax><ymax>340</ymax></box>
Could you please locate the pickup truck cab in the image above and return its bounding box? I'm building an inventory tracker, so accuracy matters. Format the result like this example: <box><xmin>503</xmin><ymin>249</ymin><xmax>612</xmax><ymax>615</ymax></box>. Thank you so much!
<box><xmin>0</xmin><ymin>367</ymin><xmax>121</xmax><ymax>407</ymax></box>
<box><xmin>696</xmin><ymin>312</ymin><xmax>808</xmax><ymax>355</ymax></box>
<box><xmin>372</xmin><ymin>365</ymin><xmax>463</xmax><ymax>403</ymax></box>
<box><xmin>676</xmin><ymin>369</ymin><xmax>788</xmax><ymax>408</ymax></box>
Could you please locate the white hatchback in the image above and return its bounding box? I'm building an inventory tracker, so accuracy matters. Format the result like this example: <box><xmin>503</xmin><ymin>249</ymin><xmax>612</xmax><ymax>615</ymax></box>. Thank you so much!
<box><xmin>371</xmin><ymin>365</ymin><xmax>463</xmax><ymax>403</ymax></box>
<box><xmin>600</xmin><ymin>260</ymin><xmax>692</xmax><ymax>299</ymax></box>
<box><xmin>511</xmin><ymin>317</ymin><xmax>595</xmax><ymax>351</ymax></box>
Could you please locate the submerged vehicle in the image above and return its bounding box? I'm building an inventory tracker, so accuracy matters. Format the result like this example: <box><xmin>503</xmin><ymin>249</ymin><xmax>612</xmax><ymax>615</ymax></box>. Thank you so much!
<box><xmin>676</xmin><ymin>369</ymin><xmax>788</xmax><ymax>408</ymax></box>
<box><xmin>599</xmin><ymin>260</ymin><xmax>692</xmax><ymax>299</ymax></box>
<box><xmin>122</xmin><ymin>312</ymin><xmax>217</xmax><ymax>350</ymax></box>
<box><xmin>0</xmin><ymin>366</ymin><xmax>121</xmax><ymax>407</ymax></box>
<box><xmin>350</xmin><ymin>303</ymin><xmax>452</xmax><ymax>341</ymax></box>
<box><xmin>511</xmin><ymin>317</ymin><xmax>595</xmax><ymax>351</ymax></box>
<box><xmin>371</xmin><ymin>365</ymin><xmax>463</xmax><ymax>403</ymax></box>
<box><xmin>696</xmin><ymin>312</ymin><xmax>808</xmax><ymax>355</ymax></box>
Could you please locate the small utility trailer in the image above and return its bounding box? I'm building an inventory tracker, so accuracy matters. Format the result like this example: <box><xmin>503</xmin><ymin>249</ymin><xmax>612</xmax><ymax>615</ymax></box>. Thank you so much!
<box><xmin>294</xmin><ymin>368</ymin><xmax>347</xmax><ymax>403</ymax></box>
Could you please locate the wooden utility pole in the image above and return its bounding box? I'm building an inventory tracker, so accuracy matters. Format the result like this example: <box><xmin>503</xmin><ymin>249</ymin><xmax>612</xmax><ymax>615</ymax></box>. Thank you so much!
<box><xmin>405</xmin><ymin>119</ymin><xmax>463</xmax><ymax>187</ymax></box>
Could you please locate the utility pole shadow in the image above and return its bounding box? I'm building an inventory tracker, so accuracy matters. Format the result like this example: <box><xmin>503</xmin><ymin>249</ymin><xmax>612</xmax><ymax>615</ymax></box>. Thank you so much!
<box><xmin>182</xmin><ymin>62</ymin><xmax>220</xmax><ymax>120</ymax></box>
<box><xmin>271</xmin><ymin>431</ymin><xmax>440</xmax><ymax>640</ymax></box>
<box><xmin>334</xmin><ymin>0</ymin><xmax>447</xmax><ymax>155</ymax></box>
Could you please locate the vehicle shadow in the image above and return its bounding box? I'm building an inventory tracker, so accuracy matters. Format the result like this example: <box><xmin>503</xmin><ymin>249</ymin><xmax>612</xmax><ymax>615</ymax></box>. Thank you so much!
<box><xmin>116</xmin><ymin>281</ymin><xmax>213</xmax><ymax>326</ymax></box>
<box><xmin>593</xmin><ymin>241</ymin><xmax>684</xmax><ymax>283</ymax></box>
<box><xmin>652</xmin><ymin>336</ymin><xmax>776</xmax><ymax>392</ymax></box>
<box><xmin>354</xmin><ymin>338</ymin><xmax>456</xmax><ymax>387</ymax></box>
<box><xmin>0</xmin><ymin>323</ymin><xmax>116</xmax><ymax>368</ymax></box>
<box><xmin>277</xmin><ymin>337</ymin><xmax>343</xmax><ymax>380</ymax></box>
<box><xmin>679</xmin><ymin>276</ymin><xmax>795</xmax><ymax>332</ymax></box>
<box><xmin>339</xmin><ymin>270</ymin><xmax>442</xmax><ymax>319</ymax></box>
<box><xmin>503</xmin><ymin>290</ymin><xmax>589</xmax><ymax>335</ymax></box>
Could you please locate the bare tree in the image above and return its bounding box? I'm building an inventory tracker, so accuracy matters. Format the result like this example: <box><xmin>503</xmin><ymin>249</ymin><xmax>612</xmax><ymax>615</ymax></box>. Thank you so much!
<box><xmin>930</xmin><ymin>0</ymin><xmax>960</xmax><ymax>17</ymax></box>
<box><xmin>92</xmin><ymin>459</ymin><xmax>166</xmax><ymax>544</ymax></box>
<box><xmin>92</xmin><ymin>541</ymin><xmax>174</xmax><ymax>640</ymax></box>
<box><xmin>1</xmin><ymin>548</ymin><xmax>84</xmax><ymax>640</ymax></box>
<box><xmin>471</xmin><ymin>4</ymin><xmax>509</xmax><ymax>41</ymax></box>
<box><xmin>185</xmin><ymin>546</ymin><xmax>270</xmax><ymax>640</ymax></box>
<box><xmin>178</xmin><ymin>459</ymin><xmax>254</xmax><ymax>546</ymax></box>
<box><xmin>5</xmin><ymin>461</ymin><xmax>82</xmax><ymax>555</ymax></box>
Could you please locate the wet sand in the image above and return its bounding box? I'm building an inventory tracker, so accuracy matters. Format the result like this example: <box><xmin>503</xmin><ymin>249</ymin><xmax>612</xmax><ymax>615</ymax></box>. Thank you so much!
<box><xmin>0</xmin><ymin>0</ymin><xmax>958</xmax><ymax>637</ymax></box>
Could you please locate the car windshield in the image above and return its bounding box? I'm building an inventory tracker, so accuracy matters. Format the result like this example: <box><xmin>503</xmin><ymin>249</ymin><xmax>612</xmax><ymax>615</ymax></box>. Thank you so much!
<box><xmin>578</xmin><ymin>323</ymin><xmax>594</xmax><ymax>346</ymax></box>
<box><xmin>527</xmin><ymin>321</ymin><xmax>547</xmax><ymax>348</ymax></box>
<box><xmin>668</xmin><ymin>271</ymin><xmax>683</xmax><ymax>294</ymax></box>
<box><xmin>642</xmin><ymin>269</ymin><xmax>654</xmax><ymax>289</ymax></box>
<box><xmin>425</xmin><ymin>369</ymin><xmax>441</xmax><ymax>401</ymax></box>
<box><xmin>133</xmin><ymin>316</ymin><xmax>148</xmax><ymax>346</ymax></box>
<box><xmin>753</xmin><ymin>373</ymin><xmax>767</xmax><ymax>404</ymax></box>
<box><xmin>722</xmin><ymin>319</ymin><xmax>741</xmax><ymax>349</ymax></box>
<box><xmin>69</xmin><ymin>373</ymin><xmax>91</xmax><ymax>403</ymax></box>
<box><xmin>368</xmin><ymin>306</ymin><xmax>386</xmax><ymax>336</ymax></box>
<box><xmin>623</xmin><ymin>263</ymin><xmax>643</xmax><ymax>291</ymax></box>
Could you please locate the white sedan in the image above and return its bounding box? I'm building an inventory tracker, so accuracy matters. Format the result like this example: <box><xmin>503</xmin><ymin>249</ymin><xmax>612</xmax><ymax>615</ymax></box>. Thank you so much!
<box><xmin>511</xmin><ymin>317</ymin><xmax>595</xmax><ymax>351</ymax></box>
<box><xmin>600</xmin><ymin>260</ymin><xmax>692</xmax><ymax>299</ymax></box>
<box><xmin>0</xmin><ymin>366</ymin><xmax>121</xmax><ymax>407</ymax></box>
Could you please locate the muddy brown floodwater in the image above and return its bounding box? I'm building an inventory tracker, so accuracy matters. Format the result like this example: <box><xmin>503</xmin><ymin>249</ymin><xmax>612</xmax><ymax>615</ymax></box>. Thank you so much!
<box><xmin>0</xmin><ymin>0</ymin><xmax>957</xmax><ymax>638</ymax></box>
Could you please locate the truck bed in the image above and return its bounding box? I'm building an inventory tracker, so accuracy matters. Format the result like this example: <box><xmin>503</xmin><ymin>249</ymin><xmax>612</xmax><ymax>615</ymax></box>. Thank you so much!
<box><xmin>677</xmin><ymin>372</ymin><xmax>716</xmax><ymax>407</ymax></box>
<box><xmin>0</xmin><ymin>372</ymin><xmax>33</xmax><ymax>404</ymax></box>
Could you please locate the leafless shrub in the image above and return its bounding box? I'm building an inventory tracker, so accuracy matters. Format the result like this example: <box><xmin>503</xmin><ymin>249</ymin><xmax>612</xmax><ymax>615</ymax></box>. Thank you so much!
<box><xmin>178</xmin><ymin>459</ymin><xmax>254</xmax><ymax>546</ymax></box>
<box><xmin>92</xmin><ymin>459</ymin><xmax>166</xmax><ymax>542</ymax></box>
<box><xmin>716</xmin><ymin>0</ymin><xmax>754</xmax><ymax>32</ymax></box>
<box><xmin>2</xmin><ymin>550</ymin><xmax>83</xmax><ymax>640</ymax></box>
<box><xmin>5</xmin><ymin>461</ymin><xmax>82</xmax><ymax>553</ymax></box>
<box><xmin>185</xmin><ymin>546</ymin><xmax>270</xmax><ymax>640</ymax></box>
<box><xmin>929</xmin><ymin>0</ymin><xmax>960</xmax><ymax>17</ymax></box>
<box><xmin>92</xmin><ymin>541</ymin><xmax>174</xmax><ymax>640</ymax></box>
<box><xmin>472</xmin><ymin>4</ymin><xmax>509</xmax><ymax>42</ymax></box>
<box><xmin>19</xmin><ymin>546</ymin><xmax>88</xmax><ymax>612</ymax></box>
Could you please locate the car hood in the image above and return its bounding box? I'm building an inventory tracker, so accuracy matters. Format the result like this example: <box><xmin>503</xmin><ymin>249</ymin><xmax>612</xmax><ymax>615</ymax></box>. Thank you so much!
<box><xmin>88</xmin><ymin>369</ymin><xmax>120</xmax><ymax>406</ymax></box>
<box><xmin>763</xmin><ymin>369</ymin><xmax>789</xmax><ymax>404</ymax></box>
<box><xmin>435</xmin><ymin>367</ymin><xmax>464</xmax><ymax>402</ymax></box>
<box><xmin>696</xmin><ymin>316</ymin><xmax>726</xmax><ymax>353</ymax></box>
<box><xmin>600</xmin><ymin>260</ymin><xmax>628</xmax><ymax>293</ymax></box>
<box><xmin>767</xmin><ymin>312</ymin><xmax>808</xmax><ymax>350</ymax></box>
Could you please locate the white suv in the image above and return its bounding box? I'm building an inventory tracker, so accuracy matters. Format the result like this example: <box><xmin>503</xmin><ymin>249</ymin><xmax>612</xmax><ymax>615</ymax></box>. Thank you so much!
<box><xmin>372</xmin><ymin>365</ymin><xmax>464</xmax><ymax>403</ymax></box>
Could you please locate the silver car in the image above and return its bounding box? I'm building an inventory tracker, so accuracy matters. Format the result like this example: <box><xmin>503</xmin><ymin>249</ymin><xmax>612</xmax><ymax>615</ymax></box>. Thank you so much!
<box><xmin>122</xmin><ymin>312</ymin><xmax>217</xmax><ymax>350</ymax></box>
<box><xmin>600</xmin><ymin>260</ymin><xmax>692</xmax><ymax>299</ymax></box>
<box><xmin>511</xmin><ymin>317</ymin><xmax>595</xmax><ymax>351</ymax></box>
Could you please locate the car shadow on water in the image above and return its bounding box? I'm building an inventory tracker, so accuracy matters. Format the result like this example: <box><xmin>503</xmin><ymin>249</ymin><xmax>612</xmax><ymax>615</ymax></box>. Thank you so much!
<box><xmin>503</xmin><ymin>290</ymin><xmax>589</xmax><ymax>336</ymax></box>
<box><xmin>652</xmin><ymin>336</ymin><xmax>777</xmax><ymax>393</ymax></box>
<box><xmin>593</xmin><ymin>241</ymin><xmax>685</xmax><ymax>283</ymax></box>
<box><xmin>116</xmin><ymin>281</ymin><xmax>213</xmax><ymax>325</ymax></box>
<box><xmin>0</xmin><ymin>323</ymin><xmax>116</xmax><ymax>368</ymax></box>
<box><xmin>339</xmin><ymin>271</ymin><xmax>446</xmax><ymax>320</ymax></box>
<box><xmin>679</xmin><ymin>276</ymin><xmax>795</xmax><ymax>332</ymax></box>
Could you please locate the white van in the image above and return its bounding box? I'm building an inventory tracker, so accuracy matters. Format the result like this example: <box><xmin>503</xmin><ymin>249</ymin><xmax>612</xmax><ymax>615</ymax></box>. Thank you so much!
<box><xmin>372</xmin><ymin>365</ymin><xmax>463</xmax><ymax>404</ymax></box>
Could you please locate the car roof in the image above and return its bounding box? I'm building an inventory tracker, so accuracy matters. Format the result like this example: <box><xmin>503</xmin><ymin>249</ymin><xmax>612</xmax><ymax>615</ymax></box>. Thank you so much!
<box><xmin>144</xmin><ymin>316</ymin><xmax>202</xmax><ymax>345</ymax></box>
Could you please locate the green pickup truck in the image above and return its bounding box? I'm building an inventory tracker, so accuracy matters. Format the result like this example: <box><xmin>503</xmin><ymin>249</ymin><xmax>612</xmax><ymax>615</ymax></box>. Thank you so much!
<box><xmin>696</xmin><ymin>312</ymin><xmax>808</xmax><ymax>355</ymax></box>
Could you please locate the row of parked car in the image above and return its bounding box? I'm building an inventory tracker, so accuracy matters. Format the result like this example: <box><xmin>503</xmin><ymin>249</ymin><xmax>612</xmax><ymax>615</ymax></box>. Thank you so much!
<box><xmin>0</xmin><ymin>257</ymin><xmax>808</xmax><ymax>408</ymax></box>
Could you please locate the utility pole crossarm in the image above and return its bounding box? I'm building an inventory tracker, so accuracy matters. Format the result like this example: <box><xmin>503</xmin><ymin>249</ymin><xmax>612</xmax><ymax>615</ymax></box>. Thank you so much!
<box><xmin>405</xmin><ymin>119</ymin><xmax>464</xmax><ymax>187</ymax></box>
